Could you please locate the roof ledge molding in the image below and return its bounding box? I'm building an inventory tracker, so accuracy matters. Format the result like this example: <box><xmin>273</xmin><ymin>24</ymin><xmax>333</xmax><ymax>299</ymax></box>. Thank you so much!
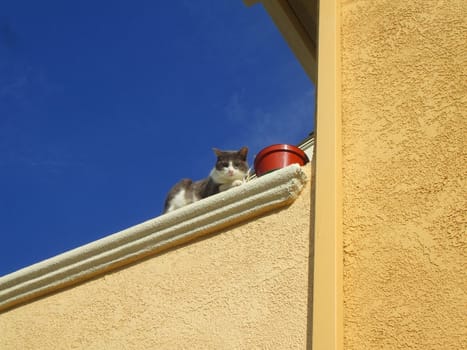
<box><xmin>0</xmin><ymin>164</ymin><xmax>308</xmax><ymax>312</ymax></box>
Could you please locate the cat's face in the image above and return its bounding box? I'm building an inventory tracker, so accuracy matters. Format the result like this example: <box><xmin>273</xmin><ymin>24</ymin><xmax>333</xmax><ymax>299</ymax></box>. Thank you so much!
<box><xmin>211</xmin><ymin>147</ymin><xmax>249</xmax><ymax>183</ymax></box>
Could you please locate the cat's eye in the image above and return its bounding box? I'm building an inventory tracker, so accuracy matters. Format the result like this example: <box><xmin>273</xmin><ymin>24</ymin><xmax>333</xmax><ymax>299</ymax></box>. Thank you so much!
<box><xmin>221</xmin><ymin>161</ymin><xmax>229</xmax><ymax>168</ymax></box>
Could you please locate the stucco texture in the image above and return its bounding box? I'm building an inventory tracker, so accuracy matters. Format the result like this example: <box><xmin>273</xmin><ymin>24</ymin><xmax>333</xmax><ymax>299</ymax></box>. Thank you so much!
<box><xmin>341</xmin><ymin>0</ymin><xmax>466</xmax><ymax>349</ymax></box>
<box><xmin>0</xmin><ymin>165</ymin><xmax>312</xmax><ymax>349</ymax></box>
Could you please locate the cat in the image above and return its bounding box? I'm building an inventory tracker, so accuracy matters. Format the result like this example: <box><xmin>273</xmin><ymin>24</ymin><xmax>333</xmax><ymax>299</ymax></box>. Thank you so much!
<box><xmin>163</xmin><ymin>147</ymin><xmax>249</xmax><ymax>213</ymax></box>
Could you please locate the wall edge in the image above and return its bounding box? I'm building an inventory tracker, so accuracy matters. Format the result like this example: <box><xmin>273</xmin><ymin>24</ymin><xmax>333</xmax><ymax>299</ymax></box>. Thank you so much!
<box><xmin>0</xmin><ymin>164</ymin><xmax>308</xmax><ymax>312</ymax></box>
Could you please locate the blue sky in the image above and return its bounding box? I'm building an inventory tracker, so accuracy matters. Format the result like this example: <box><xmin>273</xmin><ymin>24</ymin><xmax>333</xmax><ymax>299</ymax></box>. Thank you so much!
<box><xmin>0</xmin><ymin>1</ymin><xmax>315</xmax><ymax>276</ymax></box>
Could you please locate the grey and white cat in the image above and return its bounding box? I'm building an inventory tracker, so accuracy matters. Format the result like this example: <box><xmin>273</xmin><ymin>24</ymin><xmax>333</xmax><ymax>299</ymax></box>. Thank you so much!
<box><xmin>163</xmin><ymin>147</ymin><xmax>249</xmax><ymax>213</ymax></box>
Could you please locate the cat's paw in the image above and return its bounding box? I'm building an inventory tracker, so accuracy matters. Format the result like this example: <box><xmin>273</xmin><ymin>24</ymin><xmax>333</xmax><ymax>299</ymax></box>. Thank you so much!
<box><xmin>231</xmin><ymin>179</ymin><xmax>244</xmax><ymax>187</ymax></box>
<box><xmin>219</xmin><ymin>180</ymin><xmax>244</xmax><ymax>192</ymax></box>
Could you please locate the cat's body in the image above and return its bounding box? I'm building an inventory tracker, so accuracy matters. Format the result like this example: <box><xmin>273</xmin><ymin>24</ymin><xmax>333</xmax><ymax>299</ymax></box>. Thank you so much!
<box><xmin>163</xmin><ymin>147</ymin><xmax>249</xmax><ymax>213</ymax></box>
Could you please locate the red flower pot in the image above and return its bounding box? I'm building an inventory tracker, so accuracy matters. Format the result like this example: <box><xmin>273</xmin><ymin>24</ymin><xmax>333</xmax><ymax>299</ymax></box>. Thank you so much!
<box><xmin>254</xmin><ymin>144</ymin><xmax>309</xmax><ymax>177</ymax></box>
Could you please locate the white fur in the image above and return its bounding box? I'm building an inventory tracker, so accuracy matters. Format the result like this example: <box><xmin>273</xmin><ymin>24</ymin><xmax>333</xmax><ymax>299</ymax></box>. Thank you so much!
<box><xmin>166</xmin><ymin>189</ymin><xmax>192</xmax><ymax>213</ymax></box>
<box><xmin>219</xmin><ymin>179</ymin><xmax>244</xmax><ymax>192</ymax></box>
<box><xmin>231</xmin><ymin>179</ymin><xmax>244</xmax><ymax>186</ymax></box>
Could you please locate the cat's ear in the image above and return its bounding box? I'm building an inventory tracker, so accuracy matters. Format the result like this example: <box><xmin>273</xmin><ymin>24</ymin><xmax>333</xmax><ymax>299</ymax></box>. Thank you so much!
<box><xmin>212</xmin><ymin>148</ymin><xmax>222</xmax><ymax>157</ymax></box>
<box><xmin>238</xmin><ymin>146</ymin><xmax>248</xmax><ymax>160</ymax></box>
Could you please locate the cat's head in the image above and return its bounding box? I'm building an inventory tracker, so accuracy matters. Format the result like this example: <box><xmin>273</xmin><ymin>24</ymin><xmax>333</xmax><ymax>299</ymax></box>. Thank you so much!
<box><xmin>210</xmin><ymin>147</ymin><xmax>249</xmax><ymax>184</ymax></box>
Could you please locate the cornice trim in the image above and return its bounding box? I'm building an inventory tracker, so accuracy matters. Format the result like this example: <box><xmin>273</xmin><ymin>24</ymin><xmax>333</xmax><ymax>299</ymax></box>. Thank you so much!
<box><xmin>0</xmin><ymin>164</ymin><xmax>308</xmax><ymax>312</ymax></box>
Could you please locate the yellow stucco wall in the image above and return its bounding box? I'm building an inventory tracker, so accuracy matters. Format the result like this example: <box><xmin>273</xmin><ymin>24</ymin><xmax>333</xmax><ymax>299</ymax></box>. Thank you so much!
<box><xmin>341</xmin><ymin>1</ymin><xmax>466</xmax><ymax>349</ymax></box>
<box><xmin>0</xmin><ymin>165</ymin><xmax>312</xmax><ymax>349</ymax></box>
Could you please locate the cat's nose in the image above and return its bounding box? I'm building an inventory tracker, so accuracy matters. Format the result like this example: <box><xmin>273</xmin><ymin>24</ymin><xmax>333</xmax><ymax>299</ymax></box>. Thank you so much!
<box><xmin>228</xmin><ymin>169</ymin><xmax>234</xmax><ymax>176</ymax></box>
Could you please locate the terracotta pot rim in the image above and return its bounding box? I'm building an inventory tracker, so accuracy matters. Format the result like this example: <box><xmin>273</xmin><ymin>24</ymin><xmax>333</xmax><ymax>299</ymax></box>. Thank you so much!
<box><xmin>254</xmin><ymin>144</ymin><xmax>309</xmax><ymax>166</ymax></box>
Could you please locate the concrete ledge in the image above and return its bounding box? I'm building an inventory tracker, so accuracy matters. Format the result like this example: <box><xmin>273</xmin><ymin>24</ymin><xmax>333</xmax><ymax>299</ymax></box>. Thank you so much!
<box><xmin>0</xmin><ymin>164</ymin><xmax>308</xmax><ymax>312</ymax></box>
